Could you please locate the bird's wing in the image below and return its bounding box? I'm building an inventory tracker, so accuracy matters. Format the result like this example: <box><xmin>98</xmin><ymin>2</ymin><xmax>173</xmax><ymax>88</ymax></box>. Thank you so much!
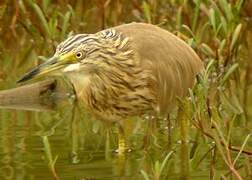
<box><xmin>115</xmin><ymin>23</ymin><xmax>203</xmax><ymax>115</ymax></box>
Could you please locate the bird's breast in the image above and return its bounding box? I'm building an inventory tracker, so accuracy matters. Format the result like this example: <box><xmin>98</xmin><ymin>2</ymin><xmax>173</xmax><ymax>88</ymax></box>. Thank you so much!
<box><xmin>68</xmin><ymin>71</ymin><xmax>157</xmax><ymax>122</ymax></box>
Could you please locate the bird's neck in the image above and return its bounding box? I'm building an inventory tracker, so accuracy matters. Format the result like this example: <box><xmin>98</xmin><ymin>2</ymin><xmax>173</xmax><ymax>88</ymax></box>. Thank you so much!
<box><xmin>66</xmin><ymin>72</ymin><xmax>92</xmax><ymax>101</ymax></box>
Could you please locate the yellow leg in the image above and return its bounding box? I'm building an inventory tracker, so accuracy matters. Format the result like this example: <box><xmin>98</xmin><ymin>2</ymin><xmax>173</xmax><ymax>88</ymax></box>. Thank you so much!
<box><xmin>116</xmin><ymin>125</ymin><xmax>127</xmax><ymax>155</ymax></box>
<box><xmin>116</xmin><ymin>118</ymin><xmax>136</xmax><ymax>154</ymax></box>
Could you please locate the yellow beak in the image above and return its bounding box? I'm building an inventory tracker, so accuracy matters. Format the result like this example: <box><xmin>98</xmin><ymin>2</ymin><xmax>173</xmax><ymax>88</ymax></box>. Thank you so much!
<box><xmin>17</xmin><ymin>53</ymin><xmax>76</xmax><ymax>83</ymax></box>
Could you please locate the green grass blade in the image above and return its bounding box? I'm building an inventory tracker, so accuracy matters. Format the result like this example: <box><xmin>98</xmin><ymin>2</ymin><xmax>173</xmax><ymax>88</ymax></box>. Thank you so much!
<box><xmin>142</xmin><ymin>1</ymin><xmax>151</xmax><ymax>23</ymax></box>
<box><xmin>160</xmin><ymin>151</ymin><xmax>174</xmax><ymax>174</ymax></box>
<box><xmin>209</xmin><ymin>8</ymin><xmax>216</xmax><ymax>32</ymax></box>
<box><xmin>61</xmin><ymin>11</ymin><xmax>72</xmax><ymax>39</ymax></box>
<box><xmin>230</xmin><ymin>24</ymin><xmax>242</xmax><ymax>51</ymax></box>
<box><xmin>32</xmin><ymin>2</ymin><xmax>50</xmax><ymax>37</ymax></box>
<box><xmin>233</xmin><ymin>134</ymin><xmax>251</xmax><ymax>166</ymax></box>
<box><xmin>235</xmin><ymin>0</ymin><xmax>244</xmax><ymax>12</ymax></box>
<box><xmin>192</xmin><ymin>0</ymin><xmax>201</xmax><ymax>32</ymax></box>
<box><xmin>220</xmin><ymin>63</ymin><xmax>239</xmax><ymax>85</ymax></box>
<box><xmin>140</xmin><ymin>170</ymin><xmax>150</xmax><ymax>180</ymax></box>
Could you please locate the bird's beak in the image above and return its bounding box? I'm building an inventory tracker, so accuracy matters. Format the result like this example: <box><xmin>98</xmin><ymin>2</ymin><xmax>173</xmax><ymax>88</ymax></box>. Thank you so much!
<box><xmin>17</xmin><ymin>53</ymin><xmax>76</xmax><ymax>83</ymax></box>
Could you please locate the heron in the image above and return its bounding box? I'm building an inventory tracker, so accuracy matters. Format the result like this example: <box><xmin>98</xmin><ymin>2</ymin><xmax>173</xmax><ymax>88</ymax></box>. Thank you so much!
<box><xmin>18</xmin><ymin>23</ymin><xmax>203</xmax><ymax>153</ymax></box>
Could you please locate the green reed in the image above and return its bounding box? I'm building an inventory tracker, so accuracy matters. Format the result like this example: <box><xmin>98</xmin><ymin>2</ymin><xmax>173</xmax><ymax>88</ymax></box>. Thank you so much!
<box><xmin>0</xmin><ymin>0</ymin><xmax>251</xmax><ymax>179</ymax></box>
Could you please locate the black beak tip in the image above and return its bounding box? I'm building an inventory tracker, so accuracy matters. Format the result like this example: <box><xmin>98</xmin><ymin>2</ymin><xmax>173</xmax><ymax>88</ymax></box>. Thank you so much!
<box><xmin>17</xmin><ymin>77</ymin><xmax>27</xmax><ymax>84</ymax></box>
<box><xmin>16</xmin><ymin>56</ymin><xmax>58</xmax><ymax>84</ymax></box>
<box><xmin>17</xmin><ymin>74</ymin><xmax>31</xmax><ymax>84</ymax></box>
<box><xmin>17</xmin><ymin>79</ymin><xmax>22</xmax><ymax>84</ymax></box>
<box><xmin>17</xmin><ymin>68</ymin><xmax>40</xmax><ymax>84</ymax></box>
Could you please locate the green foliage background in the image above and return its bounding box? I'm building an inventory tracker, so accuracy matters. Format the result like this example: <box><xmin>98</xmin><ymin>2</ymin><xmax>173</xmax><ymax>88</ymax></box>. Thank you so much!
<box><xmin>0</xmin><ymin>0</ymin><xmax>252</xmax><ymax>179</ymax></box>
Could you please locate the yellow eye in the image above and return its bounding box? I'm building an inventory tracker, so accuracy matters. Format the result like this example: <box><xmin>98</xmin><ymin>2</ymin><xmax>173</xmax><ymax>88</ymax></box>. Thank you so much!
<box><xmin>76</xmin><ymin>51</ymin><xmax>83</xmax><ymax>59</ymax></box>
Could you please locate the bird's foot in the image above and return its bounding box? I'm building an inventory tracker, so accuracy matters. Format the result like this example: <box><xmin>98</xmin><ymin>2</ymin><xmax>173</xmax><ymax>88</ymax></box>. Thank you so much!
<box><xmin>115</xmin><ymin>147</ymin><xmax>132</xmax><ymax>154</ymax></box>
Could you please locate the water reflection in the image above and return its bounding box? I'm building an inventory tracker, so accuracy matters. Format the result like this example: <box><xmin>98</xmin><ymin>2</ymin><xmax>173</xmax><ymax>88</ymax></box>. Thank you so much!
<box><xmin>0</xmin><ymin>80</ymin><xmax>220</xmax><ymax>179</ymax></box>
<box><xmin>0</xmin><ymin>90</ymin><xmax>151</xmax><ymax>179</ymax></box>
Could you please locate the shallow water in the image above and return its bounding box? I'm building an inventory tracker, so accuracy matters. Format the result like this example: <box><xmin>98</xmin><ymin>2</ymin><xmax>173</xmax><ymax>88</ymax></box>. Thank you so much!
<box><xmin>0</xmin><ymin>3</ymin><xmax>252</xmax><ymax>178</ymax></box>
<box><xmin>1</xmin><ymin>90</ymin><xmax>245</xmax><ymax>180</ymax></box>
<box><xmin>0</xmin><ymin>58</ymin><xmax>251</xmax><ymax>180</ymax></box>
<box><xmin>0</xmin><ymin>92</ymin><xmax>216</xmax><ymax>180</ymax></box>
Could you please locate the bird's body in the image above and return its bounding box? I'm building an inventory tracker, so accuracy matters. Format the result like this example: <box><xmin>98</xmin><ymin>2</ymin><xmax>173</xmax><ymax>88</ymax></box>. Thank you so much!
<box><xmin>18</xmin><ymin>23</ymin><xmax>203</xmax><ymax>122</ymax></box>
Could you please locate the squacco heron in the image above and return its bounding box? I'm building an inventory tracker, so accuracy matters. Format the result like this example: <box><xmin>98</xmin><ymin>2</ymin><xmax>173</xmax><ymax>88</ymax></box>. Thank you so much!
<box><xmin>18</xmin><ymin>23</ymin><xmax>203</xmax><ymax>153</ymax></box>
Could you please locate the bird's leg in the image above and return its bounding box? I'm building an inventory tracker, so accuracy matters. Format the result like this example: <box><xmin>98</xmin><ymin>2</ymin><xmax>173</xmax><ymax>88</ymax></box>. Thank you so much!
<box><xmin>117</xmin><ymin>124</ymin><xmax>127</xmax><ymax>155</ymax></box>
<box><xmin>116</xmin><ymin>118</ymin><xmax>135</xmax><ymax>154</ymax></box>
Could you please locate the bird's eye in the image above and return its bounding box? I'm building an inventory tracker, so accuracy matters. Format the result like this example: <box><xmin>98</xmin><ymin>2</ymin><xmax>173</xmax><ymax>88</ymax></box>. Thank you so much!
<box><xmin>76</xmin><ymin>52</ymin><xmax>83</xmax><ymax>59</ymax></box>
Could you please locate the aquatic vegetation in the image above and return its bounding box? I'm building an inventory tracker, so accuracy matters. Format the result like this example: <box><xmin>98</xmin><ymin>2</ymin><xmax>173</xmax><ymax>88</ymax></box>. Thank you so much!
<box><xmin>0</xmin><ymin>0</ymin><xmax>251</xmax><ymax>179</ymax></box>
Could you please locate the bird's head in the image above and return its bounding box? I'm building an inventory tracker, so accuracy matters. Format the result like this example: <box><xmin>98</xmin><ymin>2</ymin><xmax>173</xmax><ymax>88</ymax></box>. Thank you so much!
<box><xmin>17</xmin><ymin>29</ymin><xmax>132</xmax><ymax>83</ymax></box>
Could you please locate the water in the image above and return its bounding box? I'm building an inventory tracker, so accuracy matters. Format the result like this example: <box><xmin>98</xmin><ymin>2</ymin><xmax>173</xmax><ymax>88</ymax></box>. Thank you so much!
<box><xmin>0</xmin><ymin>4</ymin><xmax>251</xmax><ymax>178</ymax></box>
<box><xmin>0</xmin><ymin>84</ymin><xmax>213</xmax><ymax>180</ymax></box>
<box><xmin>0</xmin><ymin>61</ymin><xmax>250</xmax><ymax>180</ymax></box>
<box><xmin>0</xmin><ymin>82</ymin><xmax>249</xmax><ymax>180</ymax></box>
